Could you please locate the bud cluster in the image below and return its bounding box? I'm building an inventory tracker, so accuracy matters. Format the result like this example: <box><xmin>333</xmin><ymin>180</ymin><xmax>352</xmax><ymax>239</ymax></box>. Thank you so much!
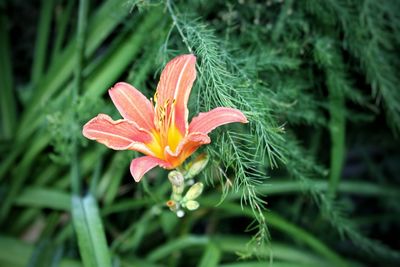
<box><xmin>166</xmin><ymin>154</ymin><xmax>209</xmax><ymax>216</ymax></box>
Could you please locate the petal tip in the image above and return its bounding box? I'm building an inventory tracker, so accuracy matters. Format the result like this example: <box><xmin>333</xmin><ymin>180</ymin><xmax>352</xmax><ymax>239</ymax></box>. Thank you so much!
<box><xmin>241</xmin><ymin>114</ymin><xmax>249</xmax><ymax>124</ymax></box>
<box><xmin>82</xmin><ymin>114</ymin><xmax>107</xmax><ymax>140</ymax></box>
<box><xmin>188</xmin><ymin>54</ymin><xmax>196</xmax><ymax>60</ymax></box>
<box><xmin>108</xmin><ymin>82</ymin><xmax>134</xmax><ymax>96</ymax></box>
<box><xmin>130</xmin><ymin>160</ymin><xmax>144</xmax><ymax>182</ymax></box>
<box><xmin>114</xmin><ymin>81</ymin><xmax>130</xmax><ymax>88</ymax></box>
<box><xmin>132</xmin><ymin>173</ymin><xmax>142</xmax><ymax>183</ymax></box>
<box><xmin>130</xmin><ymin>156</ymin><xmax>168</xmax><ymax>183</ymax></box>
<box><xmin>229</xmin><ymin>108</ymin><xmax>248</xmax><ymax>124</ymax></box>
<box><xmin>82</xmin><ymin>125</ymin><xmax>89</xmax><ymax>139</ymax></box>
<box><xmin>108</xmin><ymin>82</ymin><xmax>123</xmax><ymax>95</ymax></box>
<box><xmin>188</xmin><ymin>54</ymin><xmax>196</xmax><ymax>64</ymax></box>
<box><xmin>82</xmin><ymin>124</ymin><xmax>92</xmax><ymax>139</ymax></box>
<box><xmin>176</xmin><ymin>54</ymin><xmax>196</xmax><ymax>64</ymax></box>
<box><xmin>189</xmin><ymin>107</ymin><xmax>249</xmax><ymax>134</ymax></box>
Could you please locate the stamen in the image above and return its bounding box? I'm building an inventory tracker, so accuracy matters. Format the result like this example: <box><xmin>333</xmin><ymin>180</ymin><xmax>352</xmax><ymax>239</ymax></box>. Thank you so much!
<box><xmin>154</xmin><ymin>97</ymin><xmax>180</xmax><ymax>151</ymax></box>
<box><xmin>166</xmin><ymin>98</ymin><xmax>176</xmax><ymax>126</ymax></box>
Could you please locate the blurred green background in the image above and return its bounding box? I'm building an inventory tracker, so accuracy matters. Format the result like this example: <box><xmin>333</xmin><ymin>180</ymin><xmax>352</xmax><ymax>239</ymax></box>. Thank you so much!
<box><xmin>1</xmin><ymin>0</ymin><xmax>400</xmax><ymax>266</ymax></box>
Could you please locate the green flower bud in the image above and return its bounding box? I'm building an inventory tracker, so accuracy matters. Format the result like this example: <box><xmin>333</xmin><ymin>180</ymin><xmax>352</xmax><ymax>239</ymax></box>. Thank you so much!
<box><xmin>185</xmin><ymin>200</ymin><xmax>200</xmax><ymax>211</ymax></box>
<box><xmin>172</xmin><ymin>185</ymin><xmax>184</xmax><ymax>196</ymax></box>
<box><xmin>186</xmin><ymin>154</ymin><xmax>209</xmax><ymax>179</ymax></box>
<box><xmin>168</xmin><ymin>171</ymin><xmax>184</xmax><ymax>187</ymax></box>
<box><xmin>185</xmin><ymin>182</ymin><xmax>204</xmax><ymax>200</ymax></box>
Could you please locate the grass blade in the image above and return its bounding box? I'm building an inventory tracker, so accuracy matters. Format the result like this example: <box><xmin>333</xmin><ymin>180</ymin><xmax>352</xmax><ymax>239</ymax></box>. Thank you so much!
<box><xmin>51</xmin><ymin>0</ymin><xmax>74</xmax><ymax>63</ymax></box>
<box><xmin>0</xmin><ymin>6</ymin><xmax>17</xmax><ymax>139</ymax></box>
<box><xmin>18</xmin><ymin>0</ymin><xmax>131</xmax><ymax>141</ymax></box>
<box><xmin>0</xmin><ymin>236</ymin><xmax>33</xmax><ymax>267</ymax></box>
<box><xmin>146</xmin><ymin>236</ymin><xmax>209</xmax><ymax>262</ymax></box>
<box><xmin>15</xmin><ymin>187</ymin><xmax>70</xmax><ymax>211</ymax></box>
<box><xmin>198</xmin><ymin>242</ymin><xmax>220</xmax><ymax>267</ymax></box>
<box><xmin>72</xmin><ymin>194</ymin><xmax>112</xmax><ymax>267</ymax></box>
<box><xmin>200</xmin><ymin>199</ymin><xmax>348</xmax><ymax>267</ymax></box>
<box><xmin>31</xmin><ymin>0</ymin><xmax>54</xmax><ymax>86</ymax></box>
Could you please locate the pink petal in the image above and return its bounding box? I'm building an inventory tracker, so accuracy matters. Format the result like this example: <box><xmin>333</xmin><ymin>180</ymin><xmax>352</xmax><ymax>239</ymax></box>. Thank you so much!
<box><xmin>82</xmin><ymin>114</ymin><xmax>154</xmax><ymax>155</ymax></box>
<box><xmin>164</xmin><ymin>132</ymin><xmax>211</xmax><ymax>168</ymax></box>
<box><xmin>189</xmin><ymin>107</ymin><xmax>248</xmax><ymax>134</ymax></box>
<box><xmin>109</xmin><ymin>82</ymin><xmax>155</xmax><ymax>131</ymax></box>
<box><xmin>130</xmin><ymin>156</ymin><xmax>170</xmax><ymax>182</ymax></box>
<box><xmin>155</xmin><ymin>54</ymin><xmax>196</xmax><ymax>134</ymax></box>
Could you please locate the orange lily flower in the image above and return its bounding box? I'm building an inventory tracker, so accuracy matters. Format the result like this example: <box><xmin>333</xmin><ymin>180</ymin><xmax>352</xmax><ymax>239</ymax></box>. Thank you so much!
<box><xmin>82</xmin><ymin>54</ymin><xmax>248</xmax><ymax>182</ymax></box>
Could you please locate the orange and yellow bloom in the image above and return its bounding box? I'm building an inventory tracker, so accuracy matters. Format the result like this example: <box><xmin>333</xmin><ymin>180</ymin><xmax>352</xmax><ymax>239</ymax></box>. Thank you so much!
<box><xmin>82</xmin><ymin>54</ymin><xmax>247</xmax><ymax>182</ymax></box>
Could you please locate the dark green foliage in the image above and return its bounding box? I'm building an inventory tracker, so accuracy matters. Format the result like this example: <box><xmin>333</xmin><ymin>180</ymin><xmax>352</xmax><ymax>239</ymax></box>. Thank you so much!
<box><xmin>0</xmin><ymin>0</ymin><xmax>399</xmax><ymax>266</ymax></box>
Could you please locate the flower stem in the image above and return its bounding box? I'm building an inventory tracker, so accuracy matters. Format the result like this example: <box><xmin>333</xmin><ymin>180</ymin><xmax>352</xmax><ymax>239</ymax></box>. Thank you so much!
<box><xmin>71</xmin><ymin>0</ymin><xmax>89</xmax><ymax>195</ymax></box>
<box><xmin>166</xmin><ymin>0</ymin><xmax>193</xmax><ymax>54</ymax></box>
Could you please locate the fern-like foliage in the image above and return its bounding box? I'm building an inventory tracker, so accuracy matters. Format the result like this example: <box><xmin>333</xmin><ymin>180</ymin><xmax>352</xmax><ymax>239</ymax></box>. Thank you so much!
<box><xmin>162</xmin><ymin>0</ymin><xmax>400</xmax><ymax>261</ymax></box>
<box><xmin>307</xmin><ymin>0</ymin><xmax>400</xmax><ymax>133</ymax></box>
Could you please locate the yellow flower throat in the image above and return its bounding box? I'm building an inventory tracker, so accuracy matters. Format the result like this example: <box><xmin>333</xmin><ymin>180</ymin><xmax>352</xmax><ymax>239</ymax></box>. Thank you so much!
<box><xmin>147</xmin><ymin>97</ymin><xmax>183</xmax><ymax>159</ymax></box>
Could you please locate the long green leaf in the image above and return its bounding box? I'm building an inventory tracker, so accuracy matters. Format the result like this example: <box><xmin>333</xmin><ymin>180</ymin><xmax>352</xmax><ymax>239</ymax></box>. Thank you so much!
<box><xmin>0</xmin><ymin>6</ymin><xmax>17</xmax><ymax>139</ymax></box>
<box><xmin>18</xmin><ymin>0</ymin><xmax>131</xmax><ymax>141</ymax></box>
<box><xmin>198</xmin><ymin>242</ymin><xmax>221</xmax><ymax>267</ymax></box>
<box><xmin>200</xmin><ymin>199</ymin><xmax>348</xmax><ymax>267</ymax></box>
<box><xmin>72</xmin><ymin>195</ymin><xmax>111</xmax><ymax>267</ymax></box>
<box><xmin>15</xmin><ymin>187</ymin><xmax>70</xmax><ymax>211</ymax></box>
<box><xmin>0</xmin><ymin>135</ymin><xmax>49</xmax><ymax>222</ymax></box>
<box><xmin>0</xmin><ymin>236</ymin><xmax>33</xmax><ymax>267</ymax></box>
<box><xmin>51</xmin><ymin>0</ymin><xmax>74</xmax><ymax>63</ymax></box>
<box><xmin>0</xmin><ymin>8</ymin><xmax>165</xmax><ymax>221</ymax></box>
<box><xmin>31</xmin><ymin>0</ymin><xmax>54</xmax><ymax>86</ymax></box>
<box><xmin>214</xmin><ymin>236</ymin><xmax>334</xmax><ymax>267</ymax></box>
<box><xmin>146</xmin><ymin>235</ymin><xmax>209</xmax><ymax>262</ymax></box>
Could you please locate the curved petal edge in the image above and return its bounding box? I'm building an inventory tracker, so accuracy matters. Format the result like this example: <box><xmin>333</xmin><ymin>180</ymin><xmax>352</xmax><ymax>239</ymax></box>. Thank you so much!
<box><xmin>189</xmin><ymin>107</ymin><xmax>248</xmax><ymax>134</ymax></box>
<box><xmin>155</xmin><ymin>54</ymin><xmax>197</xmax><ymax>135</ymax></box>
<box><xmin>82</xmin><ymin>114</ymin><xmax>153</xmax><ymax>155</ymax></box>
<box><xmin>109</xmin><ymin>82</ymin><xmax>155</xmax><ymax>131</ymax></box>
<box><xmin>130</xmin><ymin>156</ymin><xmax>170</xmax><ymax>182</ymax></box>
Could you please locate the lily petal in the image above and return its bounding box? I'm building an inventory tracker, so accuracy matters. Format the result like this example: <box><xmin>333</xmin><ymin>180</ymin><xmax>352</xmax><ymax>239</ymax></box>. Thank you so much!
<box><xmin>130</xmin><ymin>156</ymin><xmax>171</xmax><ymax>182</ymax></box>
<box><xmin>109</xmin><ymin>82</ymin><xmax>155</xmax><ymax>131</ymax></box>
<box><xmin>189</xmin><ymin>107</ymin><xmax>248</xmax><ymax>134</ymax></box>
<box><xmin>155</xmin><ymin>54</ymin><xmax>196</xmax><ymax>134</ymax></box>
<box><xmin>164</xmin><ymin>132</ymin><xmax>211</xmax><ymax>168</ymax></box>
<box><xmin>82</xmin><ymin>114</ymin><xmax>154</xmax><ymax>155</ymax></box>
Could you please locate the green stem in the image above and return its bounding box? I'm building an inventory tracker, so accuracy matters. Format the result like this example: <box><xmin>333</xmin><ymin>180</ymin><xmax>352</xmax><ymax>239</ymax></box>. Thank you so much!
<box><xmin>74</xmin><ymin>0</ymin><xmax>88</xmax><ymax>101</ymax></box>
<box><xmin>51</xmin><ymin>0</ymin><xmax>74</xmax><ymax>64</ymax></box>
<box><xmin>262</xmin><ymin>179</ymin><xmax>400</xmax><ymax>197</ymax></box>
<box><xmin>70</xmin><ymin>0</ymin><xmax>89</xmax><ymax>195</ymax></box>
<box><xmin>31</xmin><ymin>0</ymin><xmax>54</xmax><ymax>87</ymax></box>
<box><xmin>328</xmin><ymin>75</ymin><xmax>346</xmax><ymax>199</ymax></box>
<box><xmin>166</xmin><ymin>0</ymin><xmax>193</xmax><ymax>53</ymax></box>
<box><xmin>0</xmin><ymin>4</ymin><xmax>17</xmax><ymax>139</ymax></box>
